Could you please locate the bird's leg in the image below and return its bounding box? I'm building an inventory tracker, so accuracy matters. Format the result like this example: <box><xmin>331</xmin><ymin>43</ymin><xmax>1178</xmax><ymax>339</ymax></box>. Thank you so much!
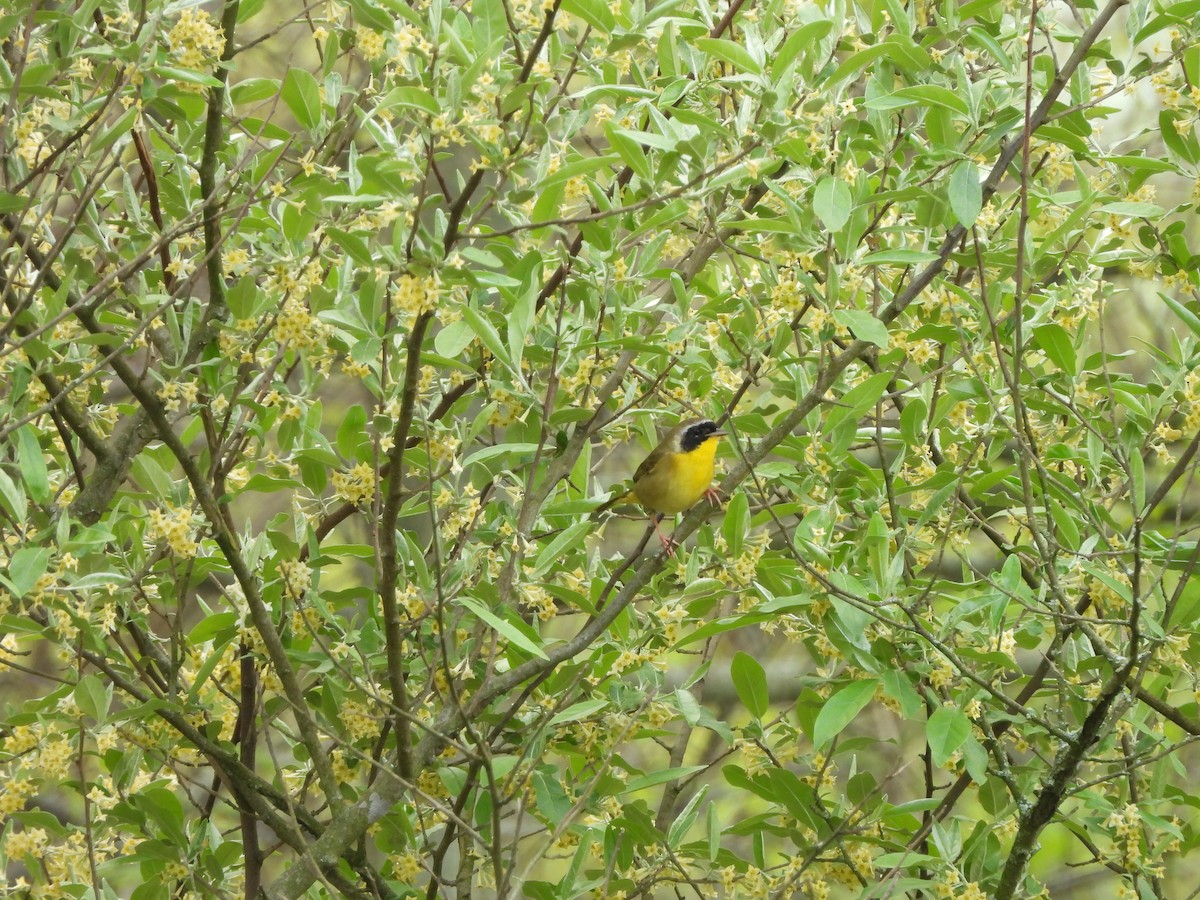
<box><xmin>652</xmin><ymin>514</ymin><xmax>677</xmax><ymax>555</ymax></box>
<box><xmin>704</xmin><ymin>486</ymin><xmax>722</xmax><ymax>505</ymax></box>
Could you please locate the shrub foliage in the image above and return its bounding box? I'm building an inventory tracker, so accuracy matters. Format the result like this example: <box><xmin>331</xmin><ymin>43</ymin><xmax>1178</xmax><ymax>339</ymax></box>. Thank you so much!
<box><xmin>3</xmin><ymin>0</ymin><xmax>1200</xmax><ymax>896</ymax></box>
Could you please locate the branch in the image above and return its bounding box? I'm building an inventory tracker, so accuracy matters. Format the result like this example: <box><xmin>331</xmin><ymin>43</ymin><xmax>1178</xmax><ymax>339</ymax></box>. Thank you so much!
<box><xmin>267</xmin><ymin>161</ymin><xmax>779</xmax><ymax>900</ymax></box>
<box><xmin>198</xmin><ymin>0</ymin><xmax>241</xmax><ymax>320</ymax></box>
<box><xmin>378</xmin><ymin>310</ymin><xmax>434</xmax><ymax>782</ymax></box>
<box><xmin>267</xmin><ymin>0</ymin><xmax>1131</xmax><ymax>889</ymax></box>
<box><xmin>60</xmin><ymin>291</ymin><xmax>345</xmax><ymax>808</ymax></box>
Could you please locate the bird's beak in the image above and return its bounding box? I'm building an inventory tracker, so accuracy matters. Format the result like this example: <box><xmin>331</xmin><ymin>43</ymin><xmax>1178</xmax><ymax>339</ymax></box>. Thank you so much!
<box><xmin>711</xmin><ymin>429</ymin><xmax>728</xmax><ymax>437</ymax></box>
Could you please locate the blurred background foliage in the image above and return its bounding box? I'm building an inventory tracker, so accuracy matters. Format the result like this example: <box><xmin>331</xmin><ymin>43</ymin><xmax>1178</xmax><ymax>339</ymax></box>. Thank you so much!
<box><xmin>4</xmin><ymin>0</ymin><xmax>1200</xmax><ymax>897</ymax></box>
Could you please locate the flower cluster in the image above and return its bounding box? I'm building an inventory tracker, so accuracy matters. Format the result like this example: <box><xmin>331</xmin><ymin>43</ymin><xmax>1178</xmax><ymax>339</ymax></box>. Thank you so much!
<box><xmin>274</xmin><ymin>296</ymin><xmax>322</xmax><ymax>350</ymax></box>
<box><xmin>520</xmin><ymin>584</ymin><xmax>556</xmax><ymax>621</ymax></box>
<box><xmin>339</xmin><ymin>698</ymin><xmax>382</xmax><ymax>742</ymax></box>
<box><xmin>0</xmin><ymin>633</ymin><xmax>19</xmax><ymax>672</ymax></box>
<box><xmin>355</xmin><ymin>25</ymin><xmax>386</xmax><ymax>60</ymax></box>
<box><xmin>14</xmin><ymin>102</ymin><xmax>52</xmax><ymax>167</ymax></box>
<box><xmin>277</xmin><ymin>559</ymin><xmax>311</xmax><ymax>598</ymax></box>
<box><xmin>392</xmin><ymin>271</ymin><xmax>441</xmax><ymax>317</ymax></box>
<box><xmin>149</xmin><ymin>504</ymin><xmax>200</xmax><ymax>557</ymax></box>
<box><xmin>332</xmin><ymin>463</ymin><xmax>376</xmax><ymax>505</ymax></box>
<box><xmin>437</xmin><ymin>484</ymin><xmax>482</xmax><ymax>542</ymax></box>
<box><xmin>157</xmin><ymin>379</ymin><xmax>199</xmax><ymax>413</ymax></box>
<box><xmin>167</xmin><ymin>7</ymin><xmax>223</xmax><ymax>70</ymax></box>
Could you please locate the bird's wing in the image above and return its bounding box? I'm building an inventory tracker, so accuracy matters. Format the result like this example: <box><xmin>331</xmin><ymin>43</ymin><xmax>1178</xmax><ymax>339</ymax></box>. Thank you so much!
<box><xmin>633</xmin><ymin>446</ymin><xmax>665</xmax><ymax>484</ymax></box>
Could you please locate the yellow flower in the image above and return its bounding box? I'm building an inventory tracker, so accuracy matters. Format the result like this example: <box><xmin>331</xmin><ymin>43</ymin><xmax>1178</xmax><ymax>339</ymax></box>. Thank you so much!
<box><xmin>166</xmin><ymin>8</ymin><xmax>224</xmax><ymax>71</ymax></box>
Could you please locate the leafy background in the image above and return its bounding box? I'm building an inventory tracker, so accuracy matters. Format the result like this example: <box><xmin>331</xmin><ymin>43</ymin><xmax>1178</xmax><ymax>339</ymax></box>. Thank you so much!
<box><xmin>3</xmin><ymin>0</ymin><xmax>1200</xmax><ymax>897</ymax></box>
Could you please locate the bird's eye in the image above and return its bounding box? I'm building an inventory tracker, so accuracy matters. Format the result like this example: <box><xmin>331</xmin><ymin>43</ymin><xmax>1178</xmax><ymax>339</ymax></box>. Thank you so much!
<box><xmin>680</xmin><ymin>421</ymin><xmax>716</xmax><ymax>451</ymax></box>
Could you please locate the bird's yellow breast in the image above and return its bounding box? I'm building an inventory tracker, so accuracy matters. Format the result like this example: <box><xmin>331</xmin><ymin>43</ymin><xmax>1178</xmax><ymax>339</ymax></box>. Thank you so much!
<box><xmin>633</xmin><ymin>439</ymin><xmax>719</xmax><ymax>515</ymax></box>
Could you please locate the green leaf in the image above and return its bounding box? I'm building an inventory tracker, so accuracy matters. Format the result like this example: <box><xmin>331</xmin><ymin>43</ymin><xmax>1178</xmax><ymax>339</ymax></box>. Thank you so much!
<box><xmin>721</xmin><ymin>491</ymin><xmax>750</xmax><ymax>557</ymax></box>
<box><xmin>1032</xmin><ymin>323</ymin><xmax>1077</xmax><ymax>374</ymax></box>
<box><xmin>824</xmin><ymin>371</ymin><xmax>893</xmax><ymax>435</ymax></box>
<box><xmin>770</xmin><ymin>20</ymin><xmax>834</xmax><ymax>82</ymax></box>
<box><xmin>231</xmin><ymin>78</ymin><xmax>282</xmax><ymax>105</ymax></box>
<box><xmin>381</xmin><ymin>86</ymin><xmax>439</xmax><ymax>116</ymax></box>
<box><xmin>326</xmin><ymin>228</ymin><xmax>376</xmax><ymax>267</ymax></box>
<box><xmin>533</xmin><ymin>770</ymin><xmax>573</xmax><ymax>825</ymax></box>
<box><xmin>728</xmin><ymin>216</ymin><xmax>807</xmax><ymax>234</ymax></box>
<box><xmin>336</xmin><ymin>404</ymin><xmax>369</xmax><ymax>459</ymax></box>
<box><xmin>812</xmin><ymin>176</ymin><xmax>852</xmax><ymax>232</ymax></box>
<box><xmin>614</xmin><ymin>128</ymin><xmax>676</xmax><ymax>152</ymax></box>
<box><xmin>966</xmin><ymin>25</ymin><xmax>1011</xmax><ymax>67</ymax></box>
<box><xmin>540</xmin><ymin>154</ymin><xmax>624</xmax><ymax>188</ymax></box>
<box><xmin>151</xmin><ymin>65</ymin><xmax>223</xmax><ymax>88</ymax></box>
<box><xmin>880</xmin><ymin>669</ymin><xmax>923</xmax><ymax>719</ymax></box>
<box><xmin>1130</xmin><ymin>442</ymin><xmax>1145</xmax><ymax>511</ymax></box>
<box><xmin>507</xmin><ymin>286</ymin><xmax>536</xmax><ymax>373</ymax></box>
<box><xmin>282</xmin><ymin>201</ymin><xmax>318</xmax><ymax>244</ymax></box>
<box><xmin>461</xmin><ymin>442</ymin><xmax>541</xmax><ymax>470</ymax></box>
<box><xmin>282</xmin><ymin>67</ymin><xmax>321</xmax><ymax>129</ymax></box>
<box><xmin>1048</xmin><ymin>499</ymin><xmax>1080</xmax><ymax>550</ymax></box>
<box><xmin>1161</xmin><ymin>109</ymin><xmax>1199</xmax><ymax>164</ymax></box>
<box><xmin>237</xmin><ymin>0</ymin><xmax>267</xmax><ymax>23</ymax></box>
<box><xmin>17</xmin><ymin>426</ymin><xmax>49</xmax><ymax>503</ymax></box>
<box><xmin>829</xmin><ymin>42</ymin><xmax>894</xmax><ymax>83</ymax></box>
<box><xmin>74</xmin><ymin>674</ymin><xmax>111</xmax><ymax>723</ymax></box>
<box><xmin>472</xmin><ymin>0</ymin><xmax>507</xmax><ymax>51</ymax></box>
<box><xmin>927</xmin><ymin>707</ymin><xmax>971</xmax><ymax>767</ymax></box>
<box><xmin>561</xmin><ymin>0</ymin><xmax>615</xmax><ymax>32</ymax></box>
<box><xmin>866</xmin><ymin>85</ymin><xmax>970</xmax><ymax>115</ymax></box>
<box><xmin>456</xmin><ymin>596</ymin><xmax>549</xmax><ymax>659</ymax></box>
<box><xmin>462</xmin><ymin>304</ymin><xmax>517</xmax><ymax>378</ymax></box>
<box><xmin>546</xmin><ymin>699</ymin><xmax>608</xmax><ymax>727</ymax></box>
<box><xmin>949</xmin><ymin>161</ymin><xmax>982</xmax><ymax>226</ymax></box>
<box><xmin>667</xmin><ymin>784</ymin><xmax>708</xmax><ymax>847</ymax></box>
<box><xmin>861</xmin><ymin>249</ymin><xmax>940</xmax><ymax>266</ymax></box>
<box><xmin>834</xmin><ymin>309</ymin><xmax>889</xmax><ymax>347</ymax></box>
<box><xmin>865</xmin><ymin>511</ymin><xmax>890</xmax><ymax>586</ymax></box>
<box><xmin>763</xmin><ymin>769</ymin><xmax>822</xmax><ymax>827</ymax></box>
<box><xmin>900</xmin><ymin>397</ymin><xmax>927</xmax><ymax>447</ymax></box>
<box><xmin>472</xmin><ymin>270</ymin><xmax>523</xmax><ymax>289</ymax></box>
<box><xmin>0</xmin><ymin>193</ymin><xmax>29</xmax><ymax>213</ymax></box>
<box><xmin>347</xmin><ymin>0</ymin><xmax>397</xmax><ymax>31</ymax></box>
<box><xmin>999</xmin><ymin>552</ymin><xmax>1023</xmax><ymax>595</ymax></box>
<box><xmin>186</xmin><ymin>612</ymin><xmax>239</xmax><ymax>644</ymax></box>
<box><xmin>532</xmin><ymin>521</ymin><xmax>593</xmax><ymax>577</ymax></box>
<box><xmin>623</xmin><ymin>765</ymin><xmax>707</xmax><ymax>794</ymax></box>
<box><xmin>606</xmin><ymin>123</ymin><xmax>651</xmax><ymax>181</ymax></box>
<box><xmin>1105</xmin><ymin>155</ymin><xmax>1180</xmax><ymax>176</ymax></box>
<box><xmin>675</xmin><ymin>611</ymin><xmax>776</xmax><ymax>647</ymax></box>
<box><xmin>676</xmin><ymin>688</ymin><xmax>735</xmax><ymax>744</ymax></box>
<box><xmin>811</xmin><ymin>679</ymin><xmax>878</xmax><ymax>748</ymax></box>
<box><xmin>1158</xmin><ymin>291</ymin><xmax>1200</xmax><ymax>339</ymax></box>
<box><xmin>136</xmin><ymin>788</ymin><xmax>187</xmax><ymax>847</ymax></box>
<box><xmin>1097</xmin><ymin>201</ymin><xmax>1164</xmax><ymax>217</ymax></box>
<box><xmin>186</xmin><ymin>634</ymin><xmax>239</xmax><ymax>705</ymax></box>
<box><xmin>962</xmin><ymin>737</ymin><xmax>989</xmax><ymax>784</ymax></box>
<box><xmin>708</xmin><ymin>803</ymin><xmax>720</xmax><ymax>861</ymax></box>
<box><xmin>0</xmin><ymin>467</ymin><xmax>27</xmax><ymax>522</ymax></box>
<box><xmin>694</xmin><ymin>37</ymin><xmax>762</xmax><ymax>74</ymax></box>
<box><xmin>730</xmin><ymin>651</ymin><xmax>769</xmax><ymax>718</ymax></box>
<box><xmin>92</xmin><ymin>106</ymin><xmax>138</xmax><ymax>154</ymax></box>
<box><xmin>434</xmin><ymin>318</ymin><xmax>475</xmax><ymax>358</ymax></box>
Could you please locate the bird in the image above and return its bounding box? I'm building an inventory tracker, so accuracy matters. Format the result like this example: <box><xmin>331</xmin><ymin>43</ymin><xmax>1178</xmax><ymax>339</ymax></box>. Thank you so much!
<box><xmin>630</xmin><ymin>418</ymin><xmax>727</xmax><ymax>551</ymax></box>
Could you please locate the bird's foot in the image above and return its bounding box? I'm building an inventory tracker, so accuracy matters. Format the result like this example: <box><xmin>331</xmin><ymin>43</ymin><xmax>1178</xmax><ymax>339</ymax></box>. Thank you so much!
<box><xmin>653</xmin><ymin>518</ymin><xmax>677</xmax><ymax>556</ymax></box>
<box><xmin>704</xmin><ymin>486</ymin><xmax>723</xmax><ymax>506</ymax></box>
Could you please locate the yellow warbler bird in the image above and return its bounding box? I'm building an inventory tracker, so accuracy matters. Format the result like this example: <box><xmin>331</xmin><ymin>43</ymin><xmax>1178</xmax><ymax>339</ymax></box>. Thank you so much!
<box><xmin>631</xmin><ymin>418</ymin><xmax>727</xmax><ymax>550</ymax></box>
